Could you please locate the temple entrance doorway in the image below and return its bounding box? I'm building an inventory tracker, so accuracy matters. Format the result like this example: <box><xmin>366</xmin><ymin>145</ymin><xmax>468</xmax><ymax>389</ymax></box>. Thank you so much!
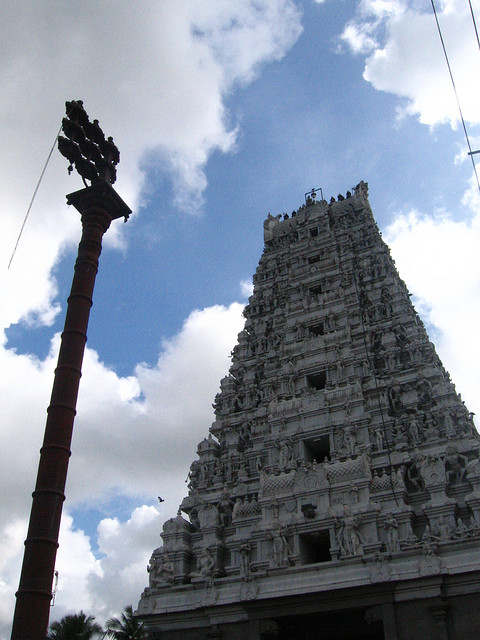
<box><xmin>273</xmin><ymin>608</ymin><xmax>385</xmax><ymax>640</ymax></box>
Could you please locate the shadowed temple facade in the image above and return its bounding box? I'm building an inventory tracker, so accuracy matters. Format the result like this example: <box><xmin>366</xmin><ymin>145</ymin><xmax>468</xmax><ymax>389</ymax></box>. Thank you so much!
<box><xmin>137</xmin><ymin>182</ymin><xmax>480</xmax><ymax>639</ymax></box>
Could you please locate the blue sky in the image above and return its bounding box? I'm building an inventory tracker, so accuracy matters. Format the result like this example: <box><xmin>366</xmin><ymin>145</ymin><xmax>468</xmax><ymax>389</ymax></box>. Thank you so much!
<box><xmin>1</xmin><ymin>0</ymin><xmax>480</xmax><ymax>634</ymax></box>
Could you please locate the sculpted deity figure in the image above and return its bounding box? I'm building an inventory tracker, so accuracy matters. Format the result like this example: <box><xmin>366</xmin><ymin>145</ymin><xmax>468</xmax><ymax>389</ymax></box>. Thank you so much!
<box><xmin>453</xmin><ymin>517</ymin><xmax>469</xmax><ymax>539</ymax></box>
<box><xmin>444</xmin><ymin>446</ymin><xmax>468</xmax><ymax>485</ymax></box>
<box><xmin>282</xmin><ymin>358</ymin><xmax>297</xmax><ymax>396</ymax></box>
<box><xmin>419</xmin><ymin>528</ymin><xmax>441</xmax><ymax>576</ymax></box>
<box><xmin>388</xmin><ymin>381</ymin><xmax>403</xmax><ymax>414</ymax></box>
<box><xmin>198</xmin><ymin>547</ymin><xmax>216</xmax><ymax>581</ymax></box>
<box><xmin>423</xmin><ymin>412</ymin><xmax>439</xmax><ymax>440</ymax></box>
<box><xmin>416</xmin><ymin>371</ymin><xmax>433</xmax><ymax>406</ymax></box>
<box><xmin>325</xmin><ymin>310</ymin><xmax>336</xmax><ymax>332</ymax></box>
<box><xmin>422</xmin><ymin>525</ymin><xmax>435</xmax><ymax>547</ymax></box>
<box><xmin>232</xmin><ymin>497</ymin><xmax>242</xmax><ymax>520</ymax></box>
<box><xmin>277</xmin><ymin>437</ymin><xmax>294</xmax><ymax>471</ymax></box>
<box><xmin>335</xmin><ymin>505</ymin><xmax>364</xmax><ymax>556</ymax></box>
<box><xmin>374</xmin><ymin>428</ymin><xmax>385</xmax><ymax>451</ymax></box>
<box><xmin>239</xmin><ymin>540</ymin><xmax>252</xmax><ymax>577</ymax></box>
<box><xmin>406</xmin><ymin>461</ymin><xmax>424</xmax><ymax>493</ymax></box>
<box><xmin>270</xmin><ymin>524</ymin><xmax>290</xmax><ymax>568</ymax></box>
<box><xmin>148</xmin><ymin>550</ymin><xmax>174</xmax><ymax>587</ymax></box>
<box><xmin>408</xmin><ymin>414</ymin><xmax>422</xmax><ymax>444</ymax></box>
<box><xmin>296</xmin><ymin>322</ymin><xmax>306</xmax><ymax>341</ymax></box>
<box><xmin>384</xmin><ymin>513</ymin><xmax>400</xmax><ymax>553</ymax></box>
<box><xmin>349</xmin><ymin>483</ymin><xmax>359</xmax><ymax>505</ymax></box>
<box><xmin>186</xmin><ymin>460</ymin><xmax>201</xmax><ymax>489</ymax></box>
<box><xmin>218</xmin><ymin>488</ymin><xmax>233</xmax><ymax>527</ymax></box>
<box><xmin>341</xmin><ymin>423</ymin><xmax>358</xmax><ymax>457</ymax></box>
<box><xmin>433</xmin><ymin>516</ymin><xmax>453</xmax><ymax>541</ymax></box>
<box><xmin>444</xmin><ymin>408</ymin><xmax>456</xmax><ymax>438</ymax></box>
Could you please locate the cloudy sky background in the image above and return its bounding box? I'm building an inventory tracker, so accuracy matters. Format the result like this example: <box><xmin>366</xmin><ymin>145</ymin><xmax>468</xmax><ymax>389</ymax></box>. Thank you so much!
<box><xmin>1</xmin><ymin>0</ymin><xmax>480</xmax><ymax>634</ymax></box>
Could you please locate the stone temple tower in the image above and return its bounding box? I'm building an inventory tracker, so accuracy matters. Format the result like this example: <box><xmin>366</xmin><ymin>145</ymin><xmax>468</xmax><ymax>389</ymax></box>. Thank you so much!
<box><xmin>137</xmin><ymin>182</ymin><xmax>480</xmax><ymax>639</ymax></box>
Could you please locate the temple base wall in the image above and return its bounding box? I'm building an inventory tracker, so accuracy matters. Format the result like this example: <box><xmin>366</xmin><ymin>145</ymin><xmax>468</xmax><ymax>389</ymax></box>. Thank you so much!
<box><xmin>141</xmin><ymin>570</ymin><xmax>480</xmax><ymax>640</ymax></box>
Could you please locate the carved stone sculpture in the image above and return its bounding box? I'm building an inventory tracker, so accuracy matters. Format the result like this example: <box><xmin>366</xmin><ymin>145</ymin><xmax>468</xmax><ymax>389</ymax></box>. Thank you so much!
<box><xmin>384</xmin><ymin>513</ymin><xmax>400</xmax><ymax>553</ymax></box>
<box><xmin>270</xmin><ymin>524</ymin><xmax>290</xmax><ymax>568</ymax></box>
<box><xmin>147</xmin><ymin>550</ymin><xmax>174</xmax><ymax>588</ymax></box>
<box><xmin>138</xmin><ymin>185</ymin><xmax>480</xmax><ymax>639</ymax></box>
<box><xmin>335</xmin><ymin>505</ymin><xmax>364</xmax><ymax>557</ymax></box>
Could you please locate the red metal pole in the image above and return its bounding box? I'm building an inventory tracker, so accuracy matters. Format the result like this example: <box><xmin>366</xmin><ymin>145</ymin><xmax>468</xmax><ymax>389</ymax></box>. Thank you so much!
<box><xmin>11</xmin><ymin>182</ymin><xmax>130</xmax><ymax>640</ymax></box>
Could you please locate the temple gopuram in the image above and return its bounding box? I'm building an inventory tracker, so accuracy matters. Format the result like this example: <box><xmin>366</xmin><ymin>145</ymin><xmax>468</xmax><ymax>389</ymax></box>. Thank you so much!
<box><xmin>137</xmin><ymin>182</ymin><xmax>480</xmax><ymax>640</ymax></box>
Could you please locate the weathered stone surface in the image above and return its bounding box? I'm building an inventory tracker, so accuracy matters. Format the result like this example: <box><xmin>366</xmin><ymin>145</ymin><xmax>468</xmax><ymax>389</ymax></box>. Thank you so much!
<box><xmin>137</xmin><ymin>183</ymin><xmax>480</xmax><ymax>639</ymax></box>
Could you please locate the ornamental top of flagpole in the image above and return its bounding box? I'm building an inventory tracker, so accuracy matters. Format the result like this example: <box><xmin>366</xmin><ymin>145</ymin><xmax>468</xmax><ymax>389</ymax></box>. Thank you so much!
<box><xmin>58</xmin><ymin>99</ymin><xmax>121</xmax><ymax>187</ymax></box>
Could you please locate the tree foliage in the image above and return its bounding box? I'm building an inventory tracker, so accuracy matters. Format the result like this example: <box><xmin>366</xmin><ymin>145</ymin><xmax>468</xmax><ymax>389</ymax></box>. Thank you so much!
<box><xmin>47</xmin><ymin>611</ymin><xmax>103</xmax><ymax>640</ymax></box>
<box><xmin>105</xmin><ymin>604</ymin><xmax>148</xmax><ymax>639</ymax></box>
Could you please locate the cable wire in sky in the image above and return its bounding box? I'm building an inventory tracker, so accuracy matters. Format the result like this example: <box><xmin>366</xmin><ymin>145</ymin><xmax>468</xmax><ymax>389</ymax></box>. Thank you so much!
<box><xmin>7</xmin><ymin>123</ymin><xmax>62</xmax><ymax>270</ymax></box>
<box><xmin>468</xmin><ymin>0</ymin><xmax>480</xmax><ymax>53</ymax></box>
<box><xmin>430</xmin><ymin>0</ymin><xmax>480</xmax><ymax>196</ymax></box>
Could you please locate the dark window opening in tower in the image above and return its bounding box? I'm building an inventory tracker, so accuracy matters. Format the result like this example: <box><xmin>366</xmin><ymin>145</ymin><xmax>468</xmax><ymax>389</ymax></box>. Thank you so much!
<box><xmin>307</xmin><ymin>371</ymin><xmax>327</xmax><ymax>390</ymax></box>
<box><xmin>299</xmin><ymin>531</ymin><xmax>331</xmax><ymax>564</ymax></box>
<box><xmin>303</xmin><ymin>435</ymin><xmax>330</xmax><ymax>462</ymax></box>
<box><xmin>309</xmin><ymin>322</ymin><xmax>325</xmax><ymax>336</ymax></box>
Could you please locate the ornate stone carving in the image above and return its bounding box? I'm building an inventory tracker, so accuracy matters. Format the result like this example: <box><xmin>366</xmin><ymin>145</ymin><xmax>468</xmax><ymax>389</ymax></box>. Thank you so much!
<box><xmin>139</xmin><ymin>185</ymin><xmax>480</xmax><ymax>638</ymax></box>
<box><xmin>418</xmin><ymin>535</ymin><xmax>441</xmax><ymax>576</ymax></box>
<box><xmin>269</xmin><ymin>524</ymin><xmax>291</xmax><ymax>568</ymax></box>
<box><xmin>260</xmin><ymin>470</ymin><xmax>296</xmax><ymax>497</ymax></box>
<box><xmin>383</xmin><ymin>513</ymin><xmax>400</xmax><ymax>554</ymax></box>
<box><xmin>370</xmin><ymin>551</ymin><xmax>390</xmax><ymax>582</ymax></box>
<box><xmin>147</xmin><ymin>549</ymin><xmax>174</xmax><ymax>588</ymax></box>
<box><xmin>277</xmin><ymin>436</ymin><xmax>295</xmax><ymax>470</ymax></box>
<box><xmin>444</xmin><ymin>446</ymin><xmax>468</xmax><ymax>485</ymax></box>
<box><xmin>334</xmin><ymin>505</ymin><xmax>365</xmax><ymax>557</ymax></box>
<box><xmin>196</xmin><ymin>547</ymin><xmax>216</xmax><ymax>584</ymax></box>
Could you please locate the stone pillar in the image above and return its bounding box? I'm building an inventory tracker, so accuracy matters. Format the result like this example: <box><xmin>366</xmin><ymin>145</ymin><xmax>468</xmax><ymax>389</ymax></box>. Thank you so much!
<box><xmin>381</xmin><ymin>603</ymin><xmax>399</xmax><ymax>640</ymax></box>
<box><xmin>12</xmin><ymin>182</ymin><xmax>130</xmax><ymax>640</ymax></box>
<box><xmin>430</xmin><ymin>602</ymin><xmax>450</xmax><ymax>640</ymax></box>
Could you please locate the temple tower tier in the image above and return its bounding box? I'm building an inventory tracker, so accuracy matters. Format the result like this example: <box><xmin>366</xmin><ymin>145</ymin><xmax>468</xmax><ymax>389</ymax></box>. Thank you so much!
<box><xmin>137</xmin><ymin>182</ymin><xmax>480</xmax><ymax>640</ymax></box>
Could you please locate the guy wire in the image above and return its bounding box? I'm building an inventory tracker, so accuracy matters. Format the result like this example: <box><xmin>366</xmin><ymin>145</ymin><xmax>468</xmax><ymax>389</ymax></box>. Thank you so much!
<box><xmin>7</xmin><ymin>122</ymin><xmax>63</xmax><ymax>270</ymax></box>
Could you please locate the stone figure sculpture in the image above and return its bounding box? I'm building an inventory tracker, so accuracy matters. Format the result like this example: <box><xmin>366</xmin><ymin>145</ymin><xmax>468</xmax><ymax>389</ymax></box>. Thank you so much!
<box><xmin>148</xmin><ymin>551</ymin><xmax>174</xmax><ymax>587</ymax></box>
<box><xmin>239</xmin><ymin>540</ymin><xmax>252</xmax><ymax>577</ymax></box>
<box><xmin>270</xmin><ymin>524</ymin><xmax>290</xmax><ymax>568</ymax></box>
<box><xmin>335</xmin><ymin>505</ymin><xmax>364</xmax><ymax>556</ymax></box>
<box><xmin>384</xmin><ymin>513</ymin><xmax>400</xmax><ymax>553</ymax></box>
<box><xmin>197</xmin><ymin>547</ymin><xmax>216</xmax><ymax>581</ymax></box>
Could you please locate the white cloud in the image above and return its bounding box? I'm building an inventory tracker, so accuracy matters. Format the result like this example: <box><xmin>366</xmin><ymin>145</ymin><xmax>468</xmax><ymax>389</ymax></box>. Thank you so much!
<box><xmin>339</xmin><ymin>0</ymin><xmax>480</xmax><ymax>127</ymax></box>
<box><xmin>384</xmin><ymin>207</ymin><xmax>480</xmax><ymax>418</ymax></box>
<box><xmin>49</xmin><ymin>514</ymin><xmax>104</xmax><ymax>622</ymax></box>
<box><xmin>240</xmin><ymin>278</ymin><xmax>254</xmax><ymax>298</ymax></box>
<box><xmin>0</xmin><ymin>519</ymin><xmax>29</xmax><ymax>630</ymax></box>
<box><xmin>0</xmin><ymin>302</ymin><xmax>244</xmax><ymax>636</ymax></box>
<box><xmin>1</xmin><ymin>0</ymin><xmax>302</xmax><ymax>330</ymax></box>
<box><xmin>85</xmin><ymin>506</ymin><xmax>161</xmax><ymax>622</ymax></box>
<box><xmin>1</xmin><ymin>508</ymin><xmax>162</xmax><ymax>632</ymax></box>
<box><xmin>340</xmin><ymin>23</ymin><xmax>379</xmax><ymax>54</ymax></box>
<box><xmin>461</xmin><ymin>172</ymin><xmax>480</xmax><ymax>213</ymax></box>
